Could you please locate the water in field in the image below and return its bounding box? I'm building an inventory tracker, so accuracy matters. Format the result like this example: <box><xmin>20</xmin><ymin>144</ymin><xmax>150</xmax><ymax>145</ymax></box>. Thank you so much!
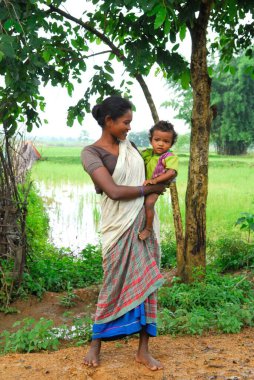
<box><xmin>34</xmin><ymin>178</ymin><xmax>173</xmax><ymax>252</ymax></box>
<box><xmin>35</xmin><ymin>180</ymin><xmax>101</xmax><ymax>252</ymax></box>
<box><xmin>33</xmin><ymin>147</ymin><xmax>254</xmax><ymax>250</ymax></box>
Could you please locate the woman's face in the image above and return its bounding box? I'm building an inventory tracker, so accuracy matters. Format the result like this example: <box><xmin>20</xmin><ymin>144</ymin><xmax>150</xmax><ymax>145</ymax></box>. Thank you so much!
<box><xmin>106</xmin><ymin>109</ymin><xmax>132</xmax><ymax>140</ymax></box>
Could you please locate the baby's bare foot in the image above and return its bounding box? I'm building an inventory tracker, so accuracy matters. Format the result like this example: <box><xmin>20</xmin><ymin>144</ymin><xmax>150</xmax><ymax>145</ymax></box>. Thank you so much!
<box><xmin>136</xmin><ymin>352</ymin><xmax>164</xmax><ymax>371</ymax></box>
<box><xmin>138</xmin><ymin>228</ymin><xmax>152</xmax><ymax>241</ymax></box>
<box><xmin>83</xmin><ymin>340</ymin><xmax>101</xmax><ymax>367</ymax></box>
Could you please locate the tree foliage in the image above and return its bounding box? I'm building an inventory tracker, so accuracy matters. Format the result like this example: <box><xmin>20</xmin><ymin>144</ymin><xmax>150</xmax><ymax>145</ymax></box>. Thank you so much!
<box><xmin>0</xmin><ymin>1</ymin><xmax>253</xmax><ymax>137</ymax></box>
<box><xmin>163</xmin><ymin>53</ymin><xmax>254</xmax><ymax>155</ymax></box>
<box><xmin>212</xmin><ymin>55</ymin><xmax>254</xmax><ymax>155</ymax></box>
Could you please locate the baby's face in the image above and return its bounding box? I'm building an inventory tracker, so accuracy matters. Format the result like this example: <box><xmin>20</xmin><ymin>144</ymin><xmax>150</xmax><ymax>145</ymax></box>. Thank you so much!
<box><xmin>150</xmin><ymin>130</ymin><xmax>173</xmax><ymax>154</ymax></box>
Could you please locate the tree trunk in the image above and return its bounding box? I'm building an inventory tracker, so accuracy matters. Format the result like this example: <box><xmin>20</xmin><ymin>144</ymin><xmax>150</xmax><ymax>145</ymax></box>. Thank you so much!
<box><xmin>184</xmin><ymin>2</ymin><xmax>213</xmax><ymax>282</ymax></box>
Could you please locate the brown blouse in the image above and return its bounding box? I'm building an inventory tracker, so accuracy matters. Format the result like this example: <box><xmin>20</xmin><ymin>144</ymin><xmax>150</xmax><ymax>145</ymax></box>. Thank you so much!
<box><xmin>81</xmin><ymin>145</ymin><xmax>118</xmax><ymax>194</ymax></box>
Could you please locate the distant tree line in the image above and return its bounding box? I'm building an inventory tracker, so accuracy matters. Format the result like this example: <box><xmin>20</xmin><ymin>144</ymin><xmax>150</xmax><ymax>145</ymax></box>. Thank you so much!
<box><xmin>163</xmin><ymin>54</ymin><xmax>254</xmax><ymax>155</ymax></box>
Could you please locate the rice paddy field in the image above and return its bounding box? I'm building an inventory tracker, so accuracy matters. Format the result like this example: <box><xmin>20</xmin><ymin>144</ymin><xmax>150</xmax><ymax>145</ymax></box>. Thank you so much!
<box><xmin>31</xmin><ymin>145</ymin><xmax>254</xmax><ymax>247</ymax></box>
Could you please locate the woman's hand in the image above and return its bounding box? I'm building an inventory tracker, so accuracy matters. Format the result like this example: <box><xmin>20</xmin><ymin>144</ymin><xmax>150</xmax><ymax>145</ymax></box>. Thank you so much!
<box><xmin>145</xmin><ymin>183</ymin><xmax>167</xmax><ymax>195</ymax></box>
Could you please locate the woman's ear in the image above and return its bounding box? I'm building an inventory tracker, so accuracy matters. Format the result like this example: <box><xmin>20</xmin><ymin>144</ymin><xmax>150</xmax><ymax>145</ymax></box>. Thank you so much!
<box><xmin>105</xmin><ymin>115</ymin><xmax>113</xmax><ymax>127</ymax></box>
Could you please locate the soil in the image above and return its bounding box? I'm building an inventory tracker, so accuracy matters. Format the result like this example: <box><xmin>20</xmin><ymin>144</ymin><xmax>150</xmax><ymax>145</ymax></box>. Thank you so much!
<box><xmin>1</xmin><ymin>285</ymin><xmax>254</xmax><ymax>380</ymax></box>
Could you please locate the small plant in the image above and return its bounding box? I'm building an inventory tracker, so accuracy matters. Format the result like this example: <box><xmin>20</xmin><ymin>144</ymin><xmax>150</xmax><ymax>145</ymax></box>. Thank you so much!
<box><xmin>0</xmin><ymin>318</ymin><xmax>60</xmax><ymax>353</ymax></box>
<box><xmin>0</xmin><ymin>306</ymin><xmax>19</xmax><ymax>314</ymax></box>
<box><xmin>235</xmin><ymin>212</ymin><xmax>254</xmax><ymax>242</ymax></box>
<box><xmin>59</xmin><ymin>282</ymin><xmax>78</xmax><ymax>308</ymax></box>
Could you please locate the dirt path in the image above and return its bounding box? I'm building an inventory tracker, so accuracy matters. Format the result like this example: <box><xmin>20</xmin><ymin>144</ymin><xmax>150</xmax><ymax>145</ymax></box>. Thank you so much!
<box><xmin>1</xmin><ymin>288</ymin><xmax>254</xmax><ymax>379</ymax></box>
<box><xmin>1</xmin><ymin>330</ymin><xmax>254</xmax><ymax>380</ymax></box>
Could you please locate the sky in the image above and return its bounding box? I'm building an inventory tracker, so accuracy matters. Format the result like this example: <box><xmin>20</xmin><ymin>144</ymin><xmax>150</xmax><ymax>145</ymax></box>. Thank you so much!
<box><xmin>29</xmin><ymin>1</ymin><xmax>191</xmax><ymax>141</ymax></box>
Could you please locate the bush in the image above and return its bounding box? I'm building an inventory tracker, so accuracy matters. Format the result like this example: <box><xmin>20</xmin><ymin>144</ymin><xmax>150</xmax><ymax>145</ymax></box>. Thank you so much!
<box><xmin>0</xmin><ymin>316</ymin><xmax>93</xmax><ymax>353</ymax></box>
<box><xmin>209</xmin><ymin>237</ymin><xmax>254</xmax><ymax>271</ymax></box>
<box><xmin>20</xmin><ymin>244</ymin><xmax>103</xmax><ymax>298</ymax></box>
<box><xmin>26</xmin><ymin>185</ymin><xmax>51</xmax><ymax>256</ymax></box>
<box><xmin>0</xmin><ymin>318</ymin><xmax>59</xmax><ymax>353</ymax></box>
<box><xmin>158</xmin><ymin>268</ymin><xmax>254</xmax><ymax>335</ymax></box>
<box><xmin>160</xmin><ymin>234</ymin><xmax>177</xmax><ymax>269</ymax></box>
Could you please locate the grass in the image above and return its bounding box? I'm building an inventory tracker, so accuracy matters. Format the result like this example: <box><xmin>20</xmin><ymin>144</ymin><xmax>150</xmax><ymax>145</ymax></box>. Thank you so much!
<box><xmin>32</xmin><ymin>146</ymin><xmax>254</xmax><ymax>240</ymax></box>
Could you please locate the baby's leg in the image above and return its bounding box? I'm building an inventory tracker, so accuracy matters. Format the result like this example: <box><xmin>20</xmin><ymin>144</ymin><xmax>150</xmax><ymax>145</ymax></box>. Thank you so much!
<box><xmin>139</xmin><ymin>193</ymin><xmax>159</xmax><ymax>240</ymax></box>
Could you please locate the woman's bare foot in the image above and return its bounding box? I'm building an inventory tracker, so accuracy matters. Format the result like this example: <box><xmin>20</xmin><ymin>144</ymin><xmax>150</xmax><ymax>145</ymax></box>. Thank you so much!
<box><xmin>138</xmin><ymin>228</ymin><xmax>152</xmax><ymax>240</ymax></box>
<box><xmin>83</xmin><ymin>339</ymin><xmax>101</xmax><ymax>367</ymax></box>
<box><xmin>136</xmin><ymin>351</ymin><xmax>164</xmax><ymax>371</ymax></box>
<box><xmin>137</xmin><ymin>329</ymin><xmax>164</xmax><ymax>370</ymax></box>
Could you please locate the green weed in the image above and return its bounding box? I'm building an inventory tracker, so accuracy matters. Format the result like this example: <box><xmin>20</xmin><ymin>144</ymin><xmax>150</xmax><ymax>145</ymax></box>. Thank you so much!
<box><xmin>20</xmin><ymin>244</ymin><xmax>103</xmax><ymax>298</ymax></box>
<box><xmin>208</xmin><ymin>237</ymin><xmax>254</xmax><ymax>271</ymax></box>
<box><xmin>235</xmin><ymin>212</ymin><xmax>254</xmax><ymax>243</ymax></box>
<box><xmin>158</xmin><ymin>268</ymin><xmax>254</xmax><ymax>335</ymax></box>
<box><xmin>58</xmin><ymin>282</ymin><xmax>79</xmax><ymax>308</ymax></box>
<box><xmin>160</xmin><ymin>233</ymin><xmax>177</xmax><ymax>269</ymax></box>
<box><xmin>0</xmin><ymin>318</ymin><xmax>59</xmax><ymax>353</ymax></box>
<box><xmin>0</xmin><ymin>316</ymin><xmax>93</xmax><ymax>353</ymax></box>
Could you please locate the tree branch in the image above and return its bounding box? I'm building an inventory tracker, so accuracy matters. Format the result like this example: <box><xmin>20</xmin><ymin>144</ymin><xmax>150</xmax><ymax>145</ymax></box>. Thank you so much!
<box><xmin>47</xmin><ymin>4</ymin><xmax>159</xmax><ymax>122</ymax></box>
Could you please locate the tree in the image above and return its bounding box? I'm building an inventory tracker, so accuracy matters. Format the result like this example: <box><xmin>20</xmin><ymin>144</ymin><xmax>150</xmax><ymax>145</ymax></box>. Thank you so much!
<box><xmin>80</xmin><ymin>130</ymin><xmax>92</xmax><ymax>145</ymax></box>
<box><xmin>128</xmin><ymin>131</ymin><xmax>150</xmax><ymax>148</ymax></box>
<box><xmin>163</xmin><ymin>54</ymin><xmax>254</xmax><ymax>155</ymax></box>
<box><xmin>0</xmin><ymin>1</ymin><xmax>253</xmax><ymax>282</ymax></box>
<box><xmin>212</xmin><ymin>55</ymin><xmax>254</xmax><ymax>155</ymax></box>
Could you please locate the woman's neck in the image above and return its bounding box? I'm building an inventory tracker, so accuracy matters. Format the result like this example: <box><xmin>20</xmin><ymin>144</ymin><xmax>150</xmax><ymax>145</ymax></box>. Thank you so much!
<box><xmin>94</xmin><ymin>132</ymin><xmax>119</xmax><ymax>155</ymax></box>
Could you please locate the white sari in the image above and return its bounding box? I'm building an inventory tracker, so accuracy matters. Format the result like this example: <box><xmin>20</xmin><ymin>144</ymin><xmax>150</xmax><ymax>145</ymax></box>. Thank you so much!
<box><xmin>100</xmin><ymin>139</ymin><xmax>145</xmax><ymax>256</ymax></box>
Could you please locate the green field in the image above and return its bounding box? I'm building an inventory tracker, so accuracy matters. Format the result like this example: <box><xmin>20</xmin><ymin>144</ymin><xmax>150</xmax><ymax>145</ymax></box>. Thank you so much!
<box><xmin>32</xmin><ymin>145</ymin><xmax>254</xmax><ymax>241</ymax></box>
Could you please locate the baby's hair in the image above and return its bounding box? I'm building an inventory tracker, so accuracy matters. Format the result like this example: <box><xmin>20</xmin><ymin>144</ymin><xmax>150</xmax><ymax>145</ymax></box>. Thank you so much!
<box><xmin>149</xmin><ymin>121</ymin><xmax>178</xmax><ymax>146</ymax></box>
<box><xmin>92</xmin><ymin>96</ymin><xmax>132</xmax><ymax>128</ymax></box>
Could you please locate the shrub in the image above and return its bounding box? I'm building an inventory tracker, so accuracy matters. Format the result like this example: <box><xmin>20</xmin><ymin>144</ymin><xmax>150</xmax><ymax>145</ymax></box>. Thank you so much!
<box><xmin>0</xmin><ymin>316</ymin><xmax>93</xmax><ymax>353</ymax></box>
<box><xmin>158</xmin><ymin>268</ymin><xmax>254</xmax><ymax>335</ymax></box>
<box><xmin>0</xmin><ymin>318</ymin><xmax>59</xmax><ymax>353</ymax></box>
<box><xmin>160</xmin><ymin>234</ymin><xmax>177</xmax><ymax>269</ymax></box>
<box><xmin>20</xmin><ymin>244</ymin><xmax>103</xmax><ymax>298</ymax></box>
<box><xmin>209</xmin><ymin>237</ymin><xmax>254</xmax><ymax>271</ymax></box>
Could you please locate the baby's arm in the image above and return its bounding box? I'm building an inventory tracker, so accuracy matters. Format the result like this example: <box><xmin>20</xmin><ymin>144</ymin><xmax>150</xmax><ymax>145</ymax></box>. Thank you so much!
<box><xmin>143</xmin><ymin>168</ymin><xmax>176</xmax><ymax>185</ymax></box>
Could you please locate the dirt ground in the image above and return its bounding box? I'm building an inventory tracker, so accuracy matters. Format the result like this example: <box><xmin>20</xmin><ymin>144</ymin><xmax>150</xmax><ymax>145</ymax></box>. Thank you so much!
<box><xmin>1</xmin><ymin>287</ymin><xmax>254</xmax><ymax>380</ymax></box>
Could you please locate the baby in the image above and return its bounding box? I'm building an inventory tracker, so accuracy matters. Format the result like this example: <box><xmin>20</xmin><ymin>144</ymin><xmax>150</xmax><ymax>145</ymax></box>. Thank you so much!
<box><xmin>139</xmin><ymin>121</ymin><xmax>178</xmax><ymax>240</ymax></box>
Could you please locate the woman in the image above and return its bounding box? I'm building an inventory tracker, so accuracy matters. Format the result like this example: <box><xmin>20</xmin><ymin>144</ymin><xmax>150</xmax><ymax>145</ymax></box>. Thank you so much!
<box><xmin>81</xmin><ymin>96</ymin><xmax>165</xmax><ymax>370</ymax></box>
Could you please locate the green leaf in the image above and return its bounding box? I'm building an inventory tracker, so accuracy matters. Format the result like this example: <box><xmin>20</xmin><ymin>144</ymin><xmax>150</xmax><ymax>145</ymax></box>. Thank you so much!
<box><xmin>164</xmin><ymin>18</ymin><xmax>171</xmax><ymax>35</ymax></box>
<box><xmin>179</xmin><ymin>24</ymin><xmax>186</xmax><ymax>41</ymax></box>
<box><xmin>77</xmin><ymin>114</ymin><xmax>84</xmax><ymax>125</ymax></box>
<box><xmin>0</xmin><ymin>35</ymin><xmax>16</xmax><ymax>58</ymax></box>
<box><xmin>229</xmin><ymin>66</ymin><xmax>236</xmax><ymax>75</ymax></box>
<box><xmin>180</xmin><ymin>70</ymin><xmax>190</xmax><ymax>89</ymax></box>
<box><xmin>105</xmin><ymin>65</ymin><xmax>114</xmax><ymax>74</ymax></box>
<box><xmin>0</xmin><ymin>51</ymin><xmax>4</xmax><ymax>62</ymax></box>
<box><xmin>109</xmin><ymin>52</ymin><xmax>115</xmax><ymax>60</ymax></box>
<box><xmin>66</xmin><ymin>82</ymin><xmax>74</xmax><ymax>97</ymax></box>
<box><xmin>42</xmin><ymin>50</ymin><xmax>51</xmax><ymax>63</ymax></box>
<box><xmin>207</xmin><ymin>66</ymin><xmax>213</xmax><ymax>77</ymax></box>
<box><xmin>147</xmin><ymin>4</ymin><xmax>161</xmax><ymax>17</ymax></box>
<box><xmin>154</xmin><ymin>6</ymin><xmax>167</xmax><ymax>30</ymax></box>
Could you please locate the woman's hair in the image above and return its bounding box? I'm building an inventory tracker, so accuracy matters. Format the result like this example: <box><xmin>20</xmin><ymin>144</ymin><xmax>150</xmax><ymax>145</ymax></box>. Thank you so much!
<box><xmin>92</xmin><ymin>96</ymin><xmax>133</xmax><ymax>127</ymax></box>
<box><xmin>149</xmin><ymin>120</ymin><xmax>178</xmax><ymax>146</ymax></box>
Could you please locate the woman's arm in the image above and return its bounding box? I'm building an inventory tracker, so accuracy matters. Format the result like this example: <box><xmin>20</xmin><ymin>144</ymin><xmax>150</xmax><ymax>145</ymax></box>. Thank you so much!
<box><xmin>90</xmin><ymin>166</ymin><xmax>166</xmax><ymax>200</ymax></box>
